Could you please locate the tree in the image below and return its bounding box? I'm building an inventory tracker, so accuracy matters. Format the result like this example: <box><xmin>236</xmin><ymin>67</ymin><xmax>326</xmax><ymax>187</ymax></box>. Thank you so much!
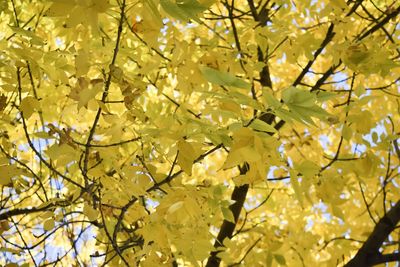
<box><xmin>0</xmin><ymin>0</ymin><xmax>399</xmax><ymax>266</ymax></box>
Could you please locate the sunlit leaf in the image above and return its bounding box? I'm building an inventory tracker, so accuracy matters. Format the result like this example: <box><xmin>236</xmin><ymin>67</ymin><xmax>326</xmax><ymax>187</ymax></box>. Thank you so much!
<box><xmin>20</xmin><ymin>96</ymin><xmax>40</xmax><ymax>119</ymax></box>
<box><xmin>221</xmin><ymin>207</ymin><xmax>235</xmax><ymax>223</ymax></box>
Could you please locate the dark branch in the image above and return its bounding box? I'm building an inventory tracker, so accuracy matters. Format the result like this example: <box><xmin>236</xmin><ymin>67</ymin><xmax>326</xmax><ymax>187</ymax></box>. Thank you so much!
<box><xmin>344</xmin><ymin>200</ymin><xmax>400</xmax><ymax>267</ymax></box>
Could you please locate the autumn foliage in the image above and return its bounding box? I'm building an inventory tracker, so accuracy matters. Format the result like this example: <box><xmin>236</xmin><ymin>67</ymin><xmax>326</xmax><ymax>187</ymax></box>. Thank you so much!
<box><xmin>0</xmin><ymin>0</ymin><xmax>400</xmax><ymax>266</ymax></box>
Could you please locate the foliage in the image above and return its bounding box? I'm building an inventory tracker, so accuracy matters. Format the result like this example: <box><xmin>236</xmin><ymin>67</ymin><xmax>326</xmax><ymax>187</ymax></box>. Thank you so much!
<box><xmin>0</xmin><ymin>0</ymin><xmax>399</xmax><ymax>266</ymax></box>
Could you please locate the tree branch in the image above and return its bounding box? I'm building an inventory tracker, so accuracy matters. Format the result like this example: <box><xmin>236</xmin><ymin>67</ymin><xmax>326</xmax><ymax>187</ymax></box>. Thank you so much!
<box><xmin>206</xmin><ymin>165</ymin><xmax>249</xmax><ymax>267</ymax></box>
<box><xmin>293</xmin><ymin>23</ymin><xmax>335</xmax><ymax>87</ymax></box>
<box><xmin>81</xmin><ymin>0</ymin><xmax>126</xmax><ymax>186</ymax></box>
<box><xmin>344</xmin><ymin>200</ymin><xmax>400</xmax><ymax>267</ymax></box>
<box><xmin>357</xmin><ymin>5</ymin><xmax>400</xmax><ymax>41</ymax></box>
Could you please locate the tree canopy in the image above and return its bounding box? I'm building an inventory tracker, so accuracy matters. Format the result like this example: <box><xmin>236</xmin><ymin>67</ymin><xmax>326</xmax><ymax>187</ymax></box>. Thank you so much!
<box><xmin>0</xmin><ymin>0</ymin><xmax>399</xmax><ymax>266</ymax></box>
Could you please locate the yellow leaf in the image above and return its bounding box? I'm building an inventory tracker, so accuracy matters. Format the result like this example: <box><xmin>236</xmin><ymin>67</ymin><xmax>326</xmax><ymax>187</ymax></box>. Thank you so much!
<box><xmin>83</xmin><ymin>204</ymin><xmax>99</xmax><ymax>221</ymax></box>
<box><xmin>342</xmin><ymin>125</ymin><xmax>352</xmax><ymax>140</ymax></box>
<box><xmin>91</xmin><ymin>0</ymin><xmax>112</xmax><ymax>12</ymax></box>
<box><xmin>78</xmin><ymin>88</ymin><xmax>98</xmax><ymax>110</ymax></box>
<box><xmin>75</xmin><ymin>50</ymin><xmax>90</xmax><ymax>76</ymax></box>
<box><xmin>143</xmin><ymin>0</ymin><xmax>164</xmax><ymax>27</ymax></box>
<box><xmin>296</xmin><ymin>160</ymin><xmax>319</xmax><ymax>179</ymax></box>
<box><xmin>238</xmin><ymin>146</ymin><xmax>261</xmax><ymax>162</ymax></box>
<box><xmin>177</xmin><ymin>140</ymin><xmax>197</xmax><ymax>175</ymax></box>
<box><xmin>45</xmin><ymin>144</ymin><xmax>77</xmax><ymax>164</ymax></box>
<box><xmin>45</xmin><ymin>2</ymin><xmax>76</xmax><ymax>17</ymax></box>
<box><xmin>43</xmin><ymin>219</ymin><xmax>55</xmax><ymax>231</ymax></box>
<box><xmin>290</xmin><ymin>169</ymin><xmax>303</xmax><ymax>206</ymax></box>
<box><xmin>223</xmin><ymin>149</ymin><xmax>243</xmax><ymax>169</ymax></box>
<box><xmin>219</xmin><ymin>99</ymin><xmax>241</xmax><ymax>114</ymax></box>
<box><xmin>330</xmin><ymin>0</ymin><xmax>348</xmax><ymax>10</ymax></box>
<box><xmin>20</xmin><ymin>96</ymin><xmax>40</xmax><ymax>119</ymax></box>
<box><xmin>40</xmin><ymin>211</ymin><xmax>54</xmax><ymax>219</ymax></box>
<box><xmin>0</xmin><ymin>220</ymin><xmax>10</xmax><ymax>233</ymax></box>
<box><xmin>331</xmin><ymin>204</ymin><xmax>345</xmax><ymax>220</ymax></box>
<box><xmin>0</xmin><ymin>165</ymin><xmax>24</xmax><ymax>186</ymax></box>
<box><xmin>167</xmin><ymin>201</ymin><xmax>184</xmax><ymax>214</ymax></box>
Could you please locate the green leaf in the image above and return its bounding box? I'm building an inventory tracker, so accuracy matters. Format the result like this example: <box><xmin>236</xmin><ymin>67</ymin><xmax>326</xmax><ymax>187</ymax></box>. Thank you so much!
<box><xmin>177</xmin><ymin>0</ymin><xmax>208</xmax><ymax>17</ymax></box>
<box><xmin>160</xmin><ymin>0</ymin><xmax>189</xmax><ymax>21</ymax></box>
<box><xmin>144</xmin><ymin>0</ymin><xmax>163</xmax><ymax>26</ymax></box>
<box><xmin>200</xmin><ymin>66</ymin><xmax>251</xmax><ymax>89</ymax></box>
<box><xmin>160</xmin><ymin>0</ymin><xmax>207</xmax><ymax>22</ymax></box>
<box><xmin>288</xmin><ymin>104</ymin><xmax>330</xmax><ymax>119</ymax></box>
<box><xmin>274</xmin><ymin>254</ymin><xmax>286</xmax><ymax>265</ymax></box>
<box><xmin>274</xmin><ymin>108</ymin><xmax>294</xmax><ymax>123</ymax></box>
<box><xmin>262</xmin><ymin>90</ymin><xmax>281</xmax><ymax>109</ymax></box>
<box><xmin>228</xmin><ymin>91</ymin><xmax>263</xmax><ymax>109</ymax></box>
<box><xmin>221</xmin><ymin>207</ymin><xmax>235</xmax><ymax>223</ymax></box>
<box><xmin>287</xmin><ymin>105</ymin><xmax>316</xmax><ymax>126</ymax></box>
<box><xmin>282</xmin><ymin>86</ymin><xmax>316</xmax><ymax>107</ymax></box>
<box><xmin>249</xmin><ymin>119</ymin><xmax>277</xmax><ymax>133</ymax></box>
<box><xmin>281</xmin><ymin>87</ymin><xmax>332</xmax><ymax>125</ymax></box>
<box><xmin>316</xmin><ymin>91</ymin><xmax>336</xmax><ymax>102</ymax></box>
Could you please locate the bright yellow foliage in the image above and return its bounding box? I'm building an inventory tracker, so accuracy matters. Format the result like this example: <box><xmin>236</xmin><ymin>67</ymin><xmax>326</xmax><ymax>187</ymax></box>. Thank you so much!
<box><xmin>0</xmin><ymin>0</ymin><xmax>399</xmax><ymax>266</ymax></box>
